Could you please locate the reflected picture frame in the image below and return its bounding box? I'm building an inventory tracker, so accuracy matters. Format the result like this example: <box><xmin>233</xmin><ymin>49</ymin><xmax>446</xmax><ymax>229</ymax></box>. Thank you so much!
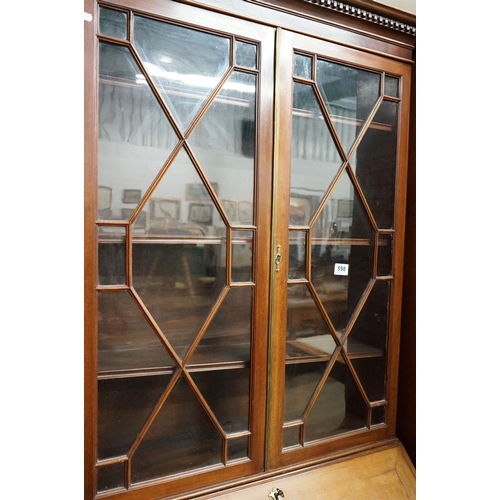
<box><xmin>188</xmin><ymin>203</ymin><xmax>213</xmax><ymax>225</ymax></box>
<box><xmin>185</xmin><ymin>182</ymin><xmax>219</xmax><ymax>201</ymax></box>
<box><xmin>98</xmin><ymin>186</ymin><xmax>112</xmax><ymax>211</ymax></box>
<box><xmin>237</xmin><ymin>201</ymin><xmax>253</xmax><ymax>224</ymax></box>
<box><xmin>122</xmin><ymin>189</ymin><xmax>142</xmax><ymax>204</ymax></box>
<box><xmin>222</xmin><ymin>199</ymin><xmax>238</xmax><ymax>220</ymax></box>
<box><xmin>337</xmin><ymin>199</ymin><xmax>354</xmax><ymax>218</ymax></box>
<box><xmin>149</xmin><ymin>197</ymin><xmax>181</xmax><ymax>221</ymax></box>
<box><xmin>289</xmin><ymin>196</ymin><xmax>312</xmax><ymax>226</ymax></box>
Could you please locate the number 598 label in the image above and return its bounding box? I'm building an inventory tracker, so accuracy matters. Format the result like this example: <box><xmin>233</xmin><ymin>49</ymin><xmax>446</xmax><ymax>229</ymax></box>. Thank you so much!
<box><xmin>334</xmin><ymin>263</ymin><xmax>349</xmax><ymax>276</ymax></box>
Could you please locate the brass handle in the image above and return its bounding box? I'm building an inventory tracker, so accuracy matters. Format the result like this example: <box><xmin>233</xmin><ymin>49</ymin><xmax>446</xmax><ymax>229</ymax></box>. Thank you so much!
<box><xmin>269</xmin><ymin>487</ymin><xmax>285</xmax><ymax>500</ymax></box>
<box><xmin>275</xmin><ymin>244</ymin><xmax>283</xmax><ymax>272</ymax></box>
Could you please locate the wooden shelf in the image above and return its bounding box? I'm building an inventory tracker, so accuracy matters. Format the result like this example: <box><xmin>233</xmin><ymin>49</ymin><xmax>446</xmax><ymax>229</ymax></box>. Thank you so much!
<box><xmin>98</xmin><ymin>342</ymin><xmax>251</xmax><ymax>379</ymax></box>
<box><xmin>286</xmin><ymin>336</ymin><xmax>383</xmax><ymax>364</ymax></box>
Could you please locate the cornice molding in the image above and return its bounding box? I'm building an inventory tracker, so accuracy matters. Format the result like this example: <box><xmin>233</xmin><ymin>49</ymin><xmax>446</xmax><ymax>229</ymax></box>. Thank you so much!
<box><xmin>246</xmin><ymin>0</ymin><xmax>416</xmax><ymax>36</ymax></box>
<box><xmin>302</xmin><ymin>0</ymin><xmax>416</xmax><ymax>35</ymax></box>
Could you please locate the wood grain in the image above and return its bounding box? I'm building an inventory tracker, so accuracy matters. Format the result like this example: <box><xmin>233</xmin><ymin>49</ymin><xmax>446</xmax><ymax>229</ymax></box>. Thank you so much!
<box><xmin>203</xmin><ymin>441</ymin><xmax>415</xmax><ymax>499</ymax></box>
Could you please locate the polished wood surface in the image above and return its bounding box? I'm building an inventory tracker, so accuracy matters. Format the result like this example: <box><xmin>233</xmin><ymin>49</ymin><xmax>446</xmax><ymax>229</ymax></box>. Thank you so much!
<box><xmin>397</xmin><ymin>45</ymin><xmax>416</xmax><ymax>467</ymax></box>
<box><xmin>203</xmin><ymin>441</ymin><xmax>415</xmax><ymax>499</ymax></box>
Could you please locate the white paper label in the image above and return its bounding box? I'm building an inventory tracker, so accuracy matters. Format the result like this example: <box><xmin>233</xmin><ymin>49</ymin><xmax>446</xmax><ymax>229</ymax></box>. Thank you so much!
<box><xmin>334</xmin><ymin>263</ymin><xmax>349</xmax><ymax>276</ymax></box>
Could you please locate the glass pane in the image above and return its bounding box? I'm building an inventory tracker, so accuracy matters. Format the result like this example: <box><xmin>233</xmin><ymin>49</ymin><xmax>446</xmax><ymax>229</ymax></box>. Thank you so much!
<box><xmin>290</xmin><ymin>197</ymin><xmax>312</xmax><ymax>227</ymax></box>
<box><xmin>138</xmin><ymin>147</ymin><xmax>226</xmax><ymax>238</ymax></box>
<box><xmin>98</xmin><ymin>42</ymin><xmax>178</xmax><ymax>222</ymax></box>
<box><xmin>134</xmin><ymin>16</ymin><xmax>230</xmax><ymax>132</ymax></box>
<box><xmin>131</xmin><ymin>375</ymin><xmax>222</xmax><ymax>482</ymax></box>
<box><xmin>317</xmin><ymin>60</ymin><xmax>381</xmax><ymax>155</ymax></box>
<box><xmin>98</xmin><ymin>226</ymin><xmax>126</xmax><ymax>285</ymax></box>
<box><xmin>99</xmin><ymin>7</ymin><xmax>128</xmax><ymax>40</ymax></box>
<box><xmin>372</xmin><ymin>406</ymin><xmax>386</xmax><ymax>425</ymax></box>
<box><xmin>346</xmin><ymin>280</ymin><xmax>389</xmax><ymax>401</ymax></box>
<box><xmin>293</xmin><ymin>53</ymin><xmax>312</xmax><ymax>79</ymax></box>
<box><xmin>305</xmin><ymin>355</ymin><xmax>367</xmax><ymax>442</ymax></box>
<box><xmin>190</xmin><ymin>368</ymin><xmax>250</xmax><ymax>433</ymax></box>
<box><xmin>288</xmin><ymin>230</ymin><xmax>307</xmax><ymax>280</ymax></box>
<box><xmin>311</xmin><ymin>170</ymin><xmax>375</xmax><ymax>336</ymax></box>
<box><xmin>190</xmin><ymin>71</ymin><xmax>257</xmax><ymax>226</ymax></box>
<box><xmin>377</xmin><ymin>234</ymin><xmax>392</xmax><ymax>276</ymax></box>
<box><xmin>287</xmin><ymin>284</ymin><xmax>336</xmax><ymax>359</ymax></box>
<box><xmin>98</xmin><ymin>290</ymin><xmax>175</xmax><ymax>372</ymax></box>
<box><xmin>132</xmin><ymin>242</ymin><xmax>225</xmax><ymax>361</ymax></box>
<box><xmin>227</xmin><ymin>436</ymin><xmax>249</xmax><ymax>461</ymax></box>
<box><xmin>97</xmin><ymin>462</ymin><xmax>125</xmax><ymax>492</ymax></box>
<box><xmin>290</xmin><ymin>83</ymin><xmax>343</xmax><ymax>223</ymax></box>
<box><xmin>284</xmin><ymin>361</ymin><xmax>327</xmax><ymax>422</ymax></box>
<box><xmin>98</xmin><ymin>186</ymin><xmax>113</xmax><ymax>215</ymax></box>
<box><xmin>384</xmin><ymin>75</ymin><xmax>399</xmax><ymax>97</ymax></box>
<box><xmin>283</xmin><ymin>425</ymin><xmax>301</xmax><ymax>448</ymax></box>
<box><xmin>232</xmin><ymin>231</ymin><xmax>253</xmax><ymax>282</ymax></box>
<box><xmin>351</xmin><ymin>100</ymin><xmax>399</xmax><ymax>229</ymax></box>
<box><xmin>190</xmin><ymin>288</ymin><xmax>252</xmax><ymax>364</ymax></box>
<box><xmin>352</xmin><ymin>357</ymin><xmax>385</xmax><ymax>401</ymax></box>
<box><xmin>98</xmin><ymin>375</ymin><xmax>170</xmax><ymax>459</ymax></box>
<box><xmin>235</xmin><ymin>40</ymin><xmax>257</xmax><ymax>69</ymax></box>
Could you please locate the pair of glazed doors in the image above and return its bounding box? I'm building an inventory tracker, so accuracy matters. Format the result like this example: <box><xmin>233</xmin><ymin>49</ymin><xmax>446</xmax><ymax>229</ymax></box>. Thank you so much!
<box><xmin>90</xmin><ymin>1</ymin><xmax>411</xmax><ymax>498</ymax></box>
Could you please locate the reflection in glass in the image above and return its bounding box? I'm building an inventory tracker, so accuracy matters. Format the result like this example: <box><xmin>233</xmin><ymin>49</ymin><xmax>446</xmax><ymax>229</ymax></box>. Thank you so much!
<box><xmin>98</xmin><ymin>290</ymin><xmax>175</xmax><ymax>372</ymax></box>
<box><xmin>191</xmin><ymin>368</ymin><xmax>250</xmax><ymax>433</ymax></box>
<box><xmin>132</xmin><ymin>242</ymin><xmax>225</xmax><ymax>361</ymax></box>
<box><xmin>134</xmin><ymin>16</ymin><xmax>230</xmax><ymax>132</ymax></box>
<box><xmin>288</xmin><ymin>230</ymin><xmax>307</xmax><ymax>280</ymax></box>
<box><xmin>310</xmin><ymin>242</ymin><xmax>372</xmax><ymax>336</ymax></box>
<box><xmin>377</xmin><ymin>234</ymin><xmax>392</xmax><ymax>276</ymax></box>
<box><xmin>227</xmin><ymin>436</ymin><xmax>249</xmax><ymax>461</ymax></box>
<box><xmin>287</xmin><ymin>284</ymin><xmax>335</xmax><ymax>359</ymax></box>
<box><xmin>351</xmin><ymin>100</ymin><xmax>399</xmax><ymax>229</ymax></box>
<box><xmin>305</xmin><ymin>356</ymin><xmax>367</xmax><ymax>442</ymax></box>
<box><xmin>138</xmin><ymin>147</ymin><xmax>225</xmax><ymax>237</ymax></box>
<box><xmin>317</xmin><ymin>60</ymin><xmax>380</xmax><ymax>155</ymax></box>
<box><xmin>284</xmin><ymin>362</ymin><xmax>327</xmax><ymax>422</ymax></box>
<box><xmin>232</xmin><ymin>231</ymin><xmax>253</xmax><ymax>282</ymax></box>
<box><xmin>190</xmin><ymin>71</ymin><xmax>256</xmax><ymax>225</ymax></box>
<box><xmin>99</xmin><ymin>7</ymin><xmax>128</xmax><ymax>40</ymax></box>
<box><xmin>235</xmin><ymin>40</ymin><xmax>257</xmax><ymax>69</ymax></box>
<box><xmin>311</xmin><ymin>169</ymin><xmax>374</xmax><ymax>335</ymax></box>
<box><xmin>132</xmin><ymin>376</ymin><xmax>222</xmax><ymax>482</ymax></box>
<box><xmin>97</xmin><ymin>462</ymin><xmax>125</xmax><ymax>492</ymax></box>
<box><xmin>98</xmin><ymin>375</ymin><xmax>170</xmax><ymax>460</ymax></box>
<box><xmin>346</xmin><ymin>280</ymin><xmax>389</xmax><ymax>401</ymax></box>
<box><xmin>293</xmin><ymin>53</ymin><xmax>312</xmax><ymax>80</ymax></box>
<box><xmin>384</xmin><ymin>76</ymin><xmax>399</xmax><ymax>97</ymax></box>
<box><xmin>331</xmin><ymin>170</ymin><xmax>374</xmax><ymax>240</ymax></box>
<box><xmin>98</xmin><ymin>42</ymin><xmax>178</xmax><ymax>222</ymax></box>
<box><xmin>291</xmin><ymin>83</ymin><xmax>343</xmax><ymax>222</ymax></box>
<box><xmin>190</xmin><ymin>288</ymin><xmax>252</xmax><ymax>364</ymax></box>
<box><xmin>99</xmin><ymin>226</ymin><xmax>126</xmax><ymax>285</ymax></box>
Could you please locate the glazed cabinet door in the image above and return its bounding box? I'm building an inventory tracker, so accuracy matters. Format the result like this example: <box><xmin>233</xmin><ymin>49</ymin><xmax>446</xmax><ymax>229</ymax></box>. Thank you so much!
<box><xmin>267</xmin><ymin>29</ymin><xmax>411</xmax><ymax>469</ymax></box>
<box><xmin>85</xmin><ymin>1</ymin><xmax>274</xmax><ymax>498</ymax></box>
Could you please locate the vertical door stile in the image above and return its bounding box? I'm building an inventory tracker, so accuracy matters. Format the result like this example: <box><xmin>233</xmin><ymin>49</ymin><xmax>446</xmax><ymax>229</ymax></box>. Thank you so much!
<box><xmin>267</xmin><ymin>27</ymin><xmax>293</xmax><ymax>470</ymax></box>
<box><xmin>84</xmin><ymin>0</ymin><xmax>98</xmax><ymax>497</ymax></box>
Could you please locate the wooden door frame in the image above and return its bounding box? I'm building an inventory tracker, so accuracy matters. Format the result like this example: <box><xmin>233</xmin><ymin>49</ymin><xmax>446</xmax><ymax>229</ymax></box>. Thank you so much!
<box><xmin>85</xmin><ymin>0</ymin><xmax>415</xmax><ymax>498</ymax></box>
<box><xmin>267</xmin><ymin>27</ymin><xmax>412</xmax><ymax>470</ymax></box>
<box><xmin>84</xmin><ymin>1</ymin><xmax>276</xmax><ymax>498</ymax></box>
